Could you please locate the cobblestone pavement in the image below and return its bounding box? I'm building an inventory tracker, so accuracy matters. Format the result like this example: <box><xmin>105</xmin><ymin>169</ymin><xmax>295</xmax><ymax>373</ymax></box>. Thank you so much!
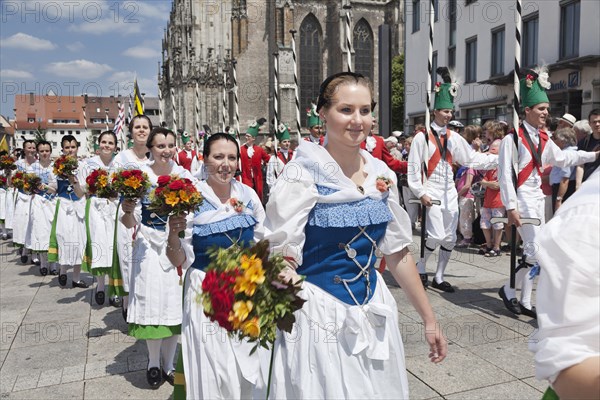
<box><xmin>0</xmin><ymin>236</ymin><xmax>546</xmax><ymax>399</ymax></box>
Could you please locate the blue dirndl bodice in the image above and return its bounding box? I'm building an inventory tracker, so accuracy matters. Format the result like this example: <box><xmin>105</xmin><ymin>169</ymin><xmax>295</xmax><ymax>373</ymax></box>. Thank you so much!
<box><xmin>190</xmin><ymin>199</ymin><xmax>257</xmax><ymax>270</ymax></box>
<box><xmin>298</xmin><ymin>185</ymin><xmax>393</xmax><ymax>305</ymax></box>
<box><xmin>56</xmin><ymin>178</ymin><xmax>80</xmax><ymax>201</ymax></box>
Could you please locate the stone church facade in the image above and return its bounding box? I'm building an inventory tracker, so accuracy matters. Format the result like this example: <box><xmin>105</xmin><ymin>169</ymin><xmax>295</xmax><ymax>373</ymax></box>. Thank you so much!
<box><xmin>160</xmin><ymin>0</ymin><xmax>401</xmax><ymax>138</ymax></box>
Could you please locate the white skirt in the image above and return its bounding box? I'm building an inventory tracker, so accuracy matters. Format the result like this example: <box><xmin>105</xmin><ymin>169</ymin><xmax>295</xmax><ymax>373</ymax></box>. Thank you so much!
<box><xmin>12</xmin><ymin>192</ymin><xmax>31</xmax><ymax>245</ymax></box>
<box><xmin>54</xmin><ymin>198</ymin><xmax>86</xmax><ymax>266</ymax></box>
<box><xmin>266</xmin><ymin>272</ymin><xmax>409</xmax><ymax>399</ymax></box>
<box><xmin>182</xmin><ymin>268</ymin><xmax>264</xmax><ymax>400</ymax></box>
<box><xmin>87</xmin><ymin>197</ymin><xmax>118</xmax><ymax>269</ymax></box>
<box><xmin>127</xmin><ymin>225</ymin><xmax>182</xmax><ymax>326</ymax></box>
<box><xmin>0</xmin><ymin>188</ymin><xmax>6</xmax><ymax>221</ymax></box>
<box><xmin>4</xmin><ymin>188</ymin><xmax>16</xmax><ymax>229</ymax></box>
<box><xmin>26</xmin><ymin>195</ymin><xmax>56</xmax><ymax>251</ymax></box>
<box><xmin>115</xmin><ymin>208</ymin><xmax>133</xmax><ymax>292</ymax></box>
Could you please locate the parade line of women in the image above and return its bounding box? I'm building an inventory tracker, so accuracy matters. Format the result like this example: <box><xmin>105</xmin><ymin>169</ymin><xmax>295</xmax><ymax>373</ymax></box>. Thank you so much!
<box><xmin>0</xmin><ymin>74</ymin><xmax>448</xmax><ymax>399</ymax></box>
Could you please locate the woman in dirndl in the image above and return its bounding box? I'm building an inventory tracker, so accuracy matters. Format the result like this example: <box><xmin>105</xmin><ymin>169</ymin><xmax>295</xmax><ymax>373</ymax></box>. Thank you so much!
<box><xmin>167</xmin><ymin>133</ymin><xmax>266</xmax><ymax>399</ymax></box>
<box><xmin>111</xmin><ymin>114</ymin><xmax>152</xmax><ymax>315</ymax></box>
<box><xmin>25</xmin><ymin>141</ymin><xmax>57</xmax><ymax>275</ymax></box>
<box><xmin>262</xmin><ymin>72</ymin><xmax>448</xmax><ymax>399</ymax></box>
<box><xmin>72</xmin><ymin>131</ymin><xmax>119</xmax><ymax>305</ymax></box>
<box><xmin>13</xmin><ymin>139</ymin><xmax>37</xmax><ymax>263</ymax></box>
<box><xmin>120</xmin><ymin>127</ymin><xmax>194</xmax><ymax>389</ymax></box>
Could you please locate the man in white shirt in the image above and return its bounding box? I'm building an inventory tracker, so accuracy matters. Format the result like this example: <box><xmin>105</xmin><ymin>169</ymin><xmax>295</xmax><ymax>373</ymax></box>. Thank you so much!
<box><xmin>497</xmin><ymin>68</ymin><xmax>599</xmax><ymax>318</ymax></box>
<box><xmin>408</xmin><ymin>67</ymin><xmax>497</xmax><ymax>293</ymax></box>
<box><xmin>267</xmin><ymin>123</ymin><xmax>295</xmax><ymax>189</ymax></box>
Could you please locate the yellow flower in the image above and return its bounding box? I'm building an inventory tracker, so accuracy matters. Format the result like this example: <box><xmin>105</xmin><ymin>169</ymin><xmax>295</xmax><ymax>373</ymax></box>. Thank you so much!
<box><xmin>229</xmin><ymin>300</ymin><xmax>253</xmax><ymax>329</ymax></box>
<box><xmin>235</xmin><ymin>275</ymin><xmax>257</xmax><ymax>297</ymax></box>
<box><xmin>57</xmin><ymin>165</ymin><xmax>64</xmax><ymax>172</ymax></box>
<box><xmin>179</xmin><ymin>189</ymin><xmax>191</xmax><ymax>203</ymax></box>
<box><xmin>241</xmin><ymin>318</ymin><xmax>260</xmax><ymax>338</ymax></box>
<box><xmin>245</xmin><ymin>261</ymin><xmax>265</xmax><ymax>285</ymax></box>
<box><xmin>164</xmin><ymin>190</ymin><xmax>180</xmax><ymax>206</ymax></box>
<box><xmin>240</xmin><ymin>254</ymin><xmax>263</xmax><ymax>273</ymax></box>
<box><xmin>124</xmin><ymin>176</ymin><xmax>141</xmax><ymax>189</ymax></box>
<box><xmin>98</xmin><ymin>174</ymin><xmax>108</xmax><ymax>187</ymax></box>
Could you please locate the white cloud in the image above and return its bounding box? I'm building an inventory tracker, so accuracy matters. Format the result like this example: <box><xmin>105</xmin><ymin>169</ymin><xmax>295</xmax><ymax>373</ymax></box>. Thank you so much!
<box><xmin>105</xmin><ymin>72</ymin><xmax>157</xmax><ymax>97</ymax></box>
<box><xmin>45</xmin><ymin>59</ymin><xmax>112</xmax><ymax>79</ymax></box>
<box><xmin>0</xmin><ymin>33</ymin><xmax>57</xmax><ymax>51</ymax></box>
<box><xmin>122</xmin><ymin>45</ymin><xmax>161</xmax><ymax>59</ymax></box>
<box><xmin>136</xmin><ymin>2</ymin><xmax>171</xmax><ymax>20</ymax></box>
<box><xmin>66</xmin><ymin>41</ymin><xmax>85</xmax><ymax>52</ymax></box>
<box><xmin>67</xmin><ymin>19</ymin><xmax>142</xmax><ymax>35</ymax></box>
<box><xmin>0</xmin><ymin>69</ymin><xmax>34</xmax><ymax>79</ymax></box>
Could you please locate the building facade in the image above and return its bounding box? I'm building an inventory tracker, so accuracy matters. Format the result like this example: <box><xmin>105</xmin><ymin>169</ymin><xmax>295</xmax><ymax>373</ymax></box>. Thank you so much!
<box><xmin>12</xmin><ymin>93</ymin><xmax>160</xmax><ymax>157</ymax></box>
<box><xmin>404</xmin><ymin>0</ymin><xmax>600</xmax><ymax>131</ymax></box>
<box><xmin>160</xmin><ymin>0</ymin><xmax>402</xmax><ymax>138</ymax></box>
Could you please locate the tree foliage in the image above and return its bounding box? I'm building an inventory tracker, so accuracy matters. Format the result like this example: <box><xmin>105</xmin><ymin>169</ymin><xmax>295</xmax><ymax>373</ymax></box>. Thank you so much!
<box><xmin>391</xmin><ymin>54</ymin><xmax>405</xmax><ymax>131</ymax></box>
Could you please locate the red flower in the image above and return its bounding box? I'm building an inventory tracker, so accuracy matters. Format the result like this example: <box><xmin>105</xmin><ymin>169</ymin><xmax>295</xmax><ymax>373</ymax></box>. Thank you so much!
<box><xmin>168</xmin><ymin>180</ymin><xmax>185</xmax><ymax>190</ymax></box>
<box><xmin>121</xmin><ymin>170</ymin><xmax>132</xmax><ymax>178</ymax></box>
<box><xmin>211</xmin><ymin>289</ymin><xmax>234</xmax><ymax>313</ymax></box>
<box><xmin>202</xmin><ymin>270</ymin><xmax>219</xmax><ymax>293</ymax></box>
<box><xmin>211</xmin><ymin>311</ymin><xmax>233</xmax><ymax>331</ymax></box>
<box><xmin>157</xmin><ymin>175</ymin><xmax>171</xmax><ymax>186</ymax></box>
<box><xmin>154</xmin><ymin>187</ymin><xmax>164</xmax><ymax>196</ymax></box>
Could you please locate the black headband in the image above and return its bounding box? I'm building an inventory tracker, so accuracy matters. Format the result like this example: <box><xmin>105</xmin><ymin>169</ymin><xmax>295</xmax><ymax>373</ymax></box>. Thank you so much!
<box><xmin>316</xmin><ymin>72</ymin><xmax>376</xmax><ymax>112</ymax></box>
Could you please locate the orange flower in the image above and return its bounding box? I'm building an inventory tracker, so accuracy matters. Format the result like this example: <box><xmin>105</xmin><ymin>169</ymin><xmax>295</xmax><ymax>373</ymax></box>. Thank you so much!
<box><xmin>164</xmin><ymin>191</ymin><xmax>180</xmax><ymax>206</ymax></box>
<box><xmin>123</xmin><ymin>176</ymin><xmax>141</xmax><ymax>189</ymax></box>
<box><xmin>179</xmin><ymin>189</ymin><xmax>191</xmax><ymax>203</ymax></box>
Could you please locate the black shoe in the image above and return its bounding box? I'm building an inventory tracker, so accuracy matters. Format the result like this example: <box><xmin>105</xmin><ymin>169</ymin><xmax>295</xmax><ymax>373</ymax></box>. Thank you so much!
<box><xmin>431</xmin><ymin>280</ymin><xmax>455</xmax><ymax>293</ymax></box>
<box><xmin>58</xmin><ymin>274</ymin><xmax>68</xmax><ymax>287</ymax></box>
<box><xmin>72</xmin><ymin>280</ymin><xmax>89</xmax><ymax>289</ymax></box>
<box><xmin>122</xmin><ymin>307</ymin><xmax>128</xmax><ymax>323</ymax></box>
<box><xmin>40</xmin><ymin>267</ymin><xmax>48</xmax><ymax>276</ymax></box>
<box><xmin>95</xmin><ymin>291</ymin><xmax>105</xmax><ymax>305</ymax></box>
<box><xmin>519</xmin><ymin>303</ymin><xmax>537</xmax><ymax>319</ymax></box>
<box><xmin>20</xmin><ymin>254</ymin><xmax>28</xmax><ymax>264</ymax></box>
<box><xmin>146</xmin><ymin>367</ymin><xmax>162</xmax><ymax>389</ymax></box>
<box><xmin>162</xmin><ymin>369</ymin><xmax>175</xmax><ymax>386</ymax></box>
<box><xmin>498</xmin><ymin>287</ymin><xmax>521</xmax><ymax>314</ymax></box>
<box><xmin>50</xmin><ymin>269</ymin><xmax>59</xmax><ymax>275</ymax></box>
<box><xmin>32</xmin><ymin>258</ymin><xmax>40</xmax><ymax>266</ymax></box>
<box><xmin>109</xmin><ymin>296</ymin><xmax>122</xmax><ymax>308</ymax></box>
<box><xmin>419</xmin><ymin>273</ymin><xmax>429</xmax><ymax>288</ymax></box>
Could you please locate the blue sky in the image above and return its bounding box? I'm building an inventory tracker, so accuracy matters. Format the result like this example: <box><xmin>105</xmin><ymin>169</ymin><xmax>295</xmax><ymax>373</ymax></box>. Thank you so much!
<box><xmin>0</xmin><ymin>0</ymin><xmax>172</xmax><ymax>118</ymax></box>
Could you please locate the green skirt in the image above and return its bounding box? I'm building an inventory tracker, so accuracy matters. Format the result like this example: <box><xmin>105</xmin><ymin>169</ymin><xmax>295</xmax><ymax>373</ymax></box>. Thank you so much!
<box><xmin>128</xmin><ymin>323</ymin><xmax>181</xmax><ymax>340</ymax></box>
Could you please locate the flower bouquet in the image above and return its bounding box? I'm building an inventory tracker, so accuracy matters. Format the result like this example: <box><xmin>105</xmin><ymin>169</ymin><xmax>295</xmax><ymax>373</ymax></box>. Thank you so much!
<box><xmin>111</xmin><ymin>169</ymin><xmax>151</xmax><ymax>200</ymax></box>
<box><xmin>201</xmin><ymin>240</ymin><xmax>305</xmax><ymax>398</ymax></box>
<box><xmin>86</xmin><ymin>169</ymin><xmax>117</xmax><ymax>198</ymax></box>
<box><xmin>23</xmin><ymin>173</ymin><xmax>42</xmax><ymax>195</ymax></box>
<box><xmin>53</xmin><ymin>155</ymin><xmax>78</xmax><ymax>179</ymax></box>
<box><xmin>375</xmin><ymin>176</ymin><xmax>393</xmax><ymax>192</ymax></box>
<box><xmin>229</xmin><ymin>197</ymin><xmax>245</xmax><ymax>213</ymax></box>
<box><xmin>0</xmin><ymin>176</ymin><xmax>8</xmax><ymax>189</ymax></box>
<box><xmin>0</xmin><ymin>155</ymin><xmax>16</xmax><ymax>171</ymax></box>
<box><xmin>148</xmin><ymin>175</ymin><xmax>203</xmax><ymax>239</ymax></box>
<box><xmin>11</xmin><ymin>171</ymin><xmax>26</xmax><ymax>191</ymax></box>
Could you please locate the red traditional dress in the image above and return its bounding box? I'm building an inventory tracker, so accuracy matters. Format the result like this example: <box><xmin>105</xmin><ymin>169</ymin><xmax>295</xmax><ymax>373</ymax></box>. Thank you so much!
<box><xmin>240</xmin><ymin>144</ymin><xmax>270</xmax><ymax>201</ymax></box>
<box><xmin>176</xmin><ymin>149</ymin><xmax>200</xmax><ymax>172</ymax></box>
<box><xmin>361</xmin><ymin>134</ymin><xmax>408</xmax><ymax>174</ymax></box>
